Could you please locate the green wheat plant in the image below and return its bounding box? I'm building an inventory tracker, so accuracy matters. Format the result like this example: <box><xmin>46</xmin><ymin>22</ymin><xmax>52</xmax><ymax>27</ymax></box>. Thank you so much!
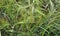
<box><xmin>0</xmin><ymin>0</ymin><xmax>60</xmax><ymax>36</ymax></box>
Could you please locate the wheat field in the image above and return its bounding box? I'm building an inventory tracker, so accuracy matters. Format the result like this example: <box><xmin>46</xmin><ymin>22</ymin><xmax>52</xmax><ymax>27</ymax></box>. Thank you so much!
<box><xmin>0</xmin><ymin>0</ymin><xmax>60</xmax><ymax>36</ymax></box>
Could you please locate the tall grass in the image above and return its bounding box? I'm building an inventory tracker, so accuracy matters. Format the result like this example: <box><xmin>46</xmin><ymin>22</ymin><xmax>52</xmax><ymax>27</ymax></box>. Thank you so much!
<box><xmin>0</xmin><ymin>0</ymin><xmax>60</xmax><ymax>36</ymax></box>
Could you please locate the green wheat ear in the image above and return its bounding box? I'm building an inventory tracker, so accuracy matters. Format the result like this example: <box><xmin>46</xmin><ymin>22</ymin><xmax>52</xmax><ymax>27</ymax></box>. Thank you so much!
<box><xmin>0</xmin><ymin>17</ymin><xmax>9</xmax><ymax>29</ymax></box>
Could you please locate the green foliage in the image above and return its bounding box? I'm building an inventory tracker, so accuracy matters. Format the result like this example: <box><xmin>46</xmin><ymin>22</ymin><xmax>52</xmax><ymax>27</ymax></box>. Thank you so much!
<box><xmin>0</xmin><ymin>0</ymin><xmax>60</xmax><ymax>36</ymax></box>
